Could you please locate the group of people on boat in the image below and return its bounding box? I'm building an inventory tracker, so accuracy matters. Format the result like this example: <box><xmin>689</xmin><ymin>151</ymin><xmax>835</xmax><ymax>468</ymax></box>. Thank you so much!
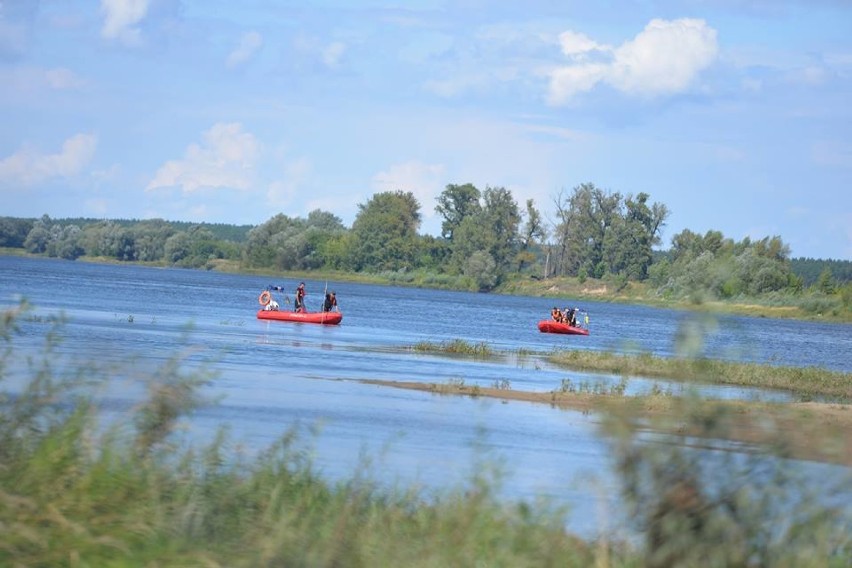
<box><xmin>260</xmin><ymin>282</ymin><xmax>338</xmax><ymax>314</ymax></box>
<box><xmin>550</xmin><ymin>306</ymin><xmax>581</xmax><ymax>327</ymax></box>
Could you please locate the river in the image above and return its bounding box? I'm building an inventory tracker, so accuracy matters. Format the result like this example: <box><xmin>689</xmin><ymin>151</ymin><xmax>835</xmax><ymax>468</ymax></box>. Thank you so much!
<box><xmin>1</xmin><ymin>255</ymin><xmax>850</xmax><ymax>538</ymax></box>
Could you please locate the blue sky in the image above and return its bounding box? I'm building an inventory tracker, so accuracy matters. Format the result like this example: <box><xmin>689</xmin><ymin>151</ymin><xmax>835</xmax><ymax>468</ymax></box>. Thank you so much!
<box><xmin>1</xmin><ymin>1</ymin><xmax>850</xmax><ymax>260</ymax></box>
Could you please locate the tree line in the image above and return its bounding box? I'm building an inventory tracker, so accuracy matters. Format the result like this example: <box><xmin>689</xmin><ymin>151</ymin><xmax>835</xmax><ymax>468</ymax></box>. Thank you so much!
<box><xmin>1</xmin><ymin>182</ymin><xmax>849</xmax><ymax>302</ymax></box>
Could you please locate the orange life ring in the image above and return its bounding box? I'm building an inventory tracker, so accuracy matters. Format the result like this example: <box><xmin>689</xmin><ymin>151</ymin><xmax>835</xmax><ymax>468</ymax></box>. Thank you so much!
<box><xmin>258</xmin><ymin>290</ymin><xmax>272</xmax><ymax>306</ymax></box>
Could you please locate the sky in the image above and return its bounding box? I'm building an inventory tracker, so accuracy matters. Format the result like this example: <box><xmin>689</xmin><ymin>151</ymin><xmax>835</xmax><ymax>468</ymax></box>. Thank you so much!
<box><xmin>1</xmin><ymin>1</ymin><xmax>850</xmax><ymax>260</ymax></box>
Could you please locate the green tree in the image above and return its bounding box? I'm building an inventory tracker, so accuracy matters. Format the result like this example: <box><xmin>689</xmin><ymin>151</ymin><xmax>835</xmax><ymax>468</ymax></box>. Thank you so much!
<box><xmin>131</xmin><ymin>219</ymin><xmax>175</xmax><ymax>262</ymax></box>
<box><xmin>47</xmin><ymin>224</ymin><xmax>84</xmax><ymax>260</ymax></box>
<box><xmin>517</xmin><ymin>199</ymin><xmax>546</xmax><ymax>273</ymax></box>
<box><xmin>0</xmin><ymin>217</ymin><xmax>34</xmax><ymax>248</ymax></box>
<box><xmin>448</xmin><ymin>186</ymin><xmax>520</xmax><ymax>288</ymax></box>
<box><xmin>435</xmin><ymin>183</ymin><xmax>481</xmax><ymax>241</ymax></box>
<box><xmin>552</xmin><ymin>184</ymin><xmax>623</xmax><ymax>277</ymax></box>
<box><xmin>816</xmin><ymin>267</ymin><xmax>835</xmax><ymax>295</ymax></box>
<box><xmin>23</xmin><ymin>215</ymin><xmax>52</xmax><ymax>254</ymax></box>
<box><xmin>349</xmin><ymin>190</ymin><xmax>422</xmax><ymax>272</ymax></box>
<box><xmin>480</xmin><ymin>186</ymin><xmax>521</xmax><ymax>272</ymax></box>
<box><xmin>603</xmin><ymin>192</ymin><xmax>669</xmax><ymax>279</ymax></box>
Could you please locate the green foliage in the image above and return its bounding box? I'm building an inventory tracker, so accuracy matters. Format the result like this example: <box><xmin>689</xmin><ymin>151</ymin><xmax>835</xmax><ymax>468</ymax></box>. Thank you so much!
<box><xmin>0</xmin><ymin>216</ymin><xmax>34</xmax><ymax>247</ymax></box>
<box><xmin>816</xmin><ymin>266</ymin><xmax>836</xmax><ymax>294</ymax></box>
<box><xmin>349</xmin><ymin>191</ymin><xmax>422</xmax><ymax>272</ymax></box>
<box><xmin>550</xmin><ymin>184</ymin><xmax>668</xmax><ymax>280</ymax></box>
<box><xmin>604</xmin><ymin>396</ymin><xmax>852</xmax><ymax>566</ymax></box>
<box><xmin>243</xmin><ymin>210</ymin><xmax>345</xmax><ymax>271</ymax></box>
<box><xmin>791</xmin><ymin>257</ymin><xmax>852</xmax><ymax>286</ymax></box>
<box><xmin>447</xmin><ymin>186</ymin><xmax>521</xmax><ymax>288</ymax></box>
<box><xmin>435</xmin><ymin>182</ymin><xmax>481</xmax><ymax>241</ymax></box>
<box><xmin>412</xmin><ymin>339</ymin><xmax>494</xmax><ymax>357</ymax></box>
<box><xmin>655</xmin><ymin>230</ymin><xmax>801</xmax><ymax>301</ymax></box>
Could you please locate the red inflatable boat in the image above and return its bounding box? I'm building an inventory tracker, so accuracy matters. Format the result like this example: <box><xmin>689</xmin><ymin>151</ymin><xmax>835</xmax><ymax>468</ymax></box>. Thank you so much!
<box><xmin>257</xmin><ymin>309</ymin><xmax>342</xmax><ymax>325</ymax></box>
<box><xmin>537</xmin><ymin>320</ymin><xmax>589</xmax><ymax>336</ymax></box>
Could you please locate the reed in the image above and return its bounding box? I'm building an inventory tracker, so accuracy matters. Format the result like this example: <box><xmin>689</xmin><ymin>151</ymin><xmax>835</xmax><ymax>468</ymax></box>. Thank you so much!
<box><xmin>548</xmin><ymin>349</ymin><xmax>852</xmax><ymax>401</ymax></box>
<box><xmin>411</xmin><ymin>339</ymin><xmax>494</xmax><ymax>357</ymax></box>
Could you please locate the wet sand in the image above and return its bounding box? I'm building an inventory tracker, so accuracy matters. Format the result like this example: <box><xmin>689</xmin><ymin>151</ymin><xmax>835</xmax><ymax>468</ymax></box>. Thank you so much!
<box><xmin>363</xmin><ymin>379</ymin><xmax>852</xmax><ymax>466</ymax></box>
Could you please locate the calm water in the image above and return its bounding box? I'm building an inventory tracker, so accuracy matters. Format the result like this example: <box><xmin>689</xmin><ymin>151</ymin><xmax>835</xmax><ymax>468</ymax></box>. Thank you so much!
<box><xmin>1</xmin><ymin>255</ymin><xmax>850</xmax><ymax>538</ymax></box>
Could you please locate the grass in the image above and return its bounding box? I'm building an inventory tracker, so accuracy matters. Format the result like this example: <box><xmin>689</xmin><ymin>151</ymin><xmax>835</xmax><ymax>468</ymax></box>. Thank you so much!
<box><xmin>404</xmin><ymin>337</ymin><xmax>851</xmax><ymax>401</ymax></box>
<box><xmin>411</xmin><ymin>339</ymin><xmax>494</xmax><ymax>357</ymax></box>
<box><xmin>548</xmin><ymin>349</ymin><xmax>852</xmax><ymax>401</ymax></box>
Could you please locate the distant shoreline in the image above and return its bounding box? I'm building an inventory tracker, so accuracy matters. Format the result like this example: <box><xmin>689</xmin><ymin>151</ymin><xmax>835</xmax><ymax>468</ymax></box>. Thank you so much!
<box><xmin>3</xmin><ymin>250</ymin><xmax>850</xmax><ymax>324</ymax></box>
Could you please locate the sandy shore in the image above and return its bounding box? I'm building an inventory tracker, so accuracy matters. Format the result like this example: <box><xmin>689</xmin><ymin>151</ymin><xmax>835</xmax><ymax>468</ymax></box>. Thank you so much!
<box><xmin>363</xmin><ymin>379</ymin><xmax>852</xmax><ymax>466</ymax></box>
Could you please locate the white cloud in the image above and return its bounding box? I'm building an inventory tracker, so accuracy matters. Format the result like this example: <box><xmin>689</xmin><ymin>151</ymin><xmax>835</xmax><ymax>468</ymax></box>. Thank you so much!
<box><xmin>0</xmin><ymin>133</ymin><xmax>97</xmax><ymax>186</ymax></box>
<box><xmin>610</xmin><ymin>19</ymin><xmax>718</xmax><ymax>95</ymax></box>
<box><xmin>146</xmin><ymin>123</ymin><xmax>260</xmax><ymax>193</ymax></box>
<box><xmin>371</xmin><ymin>160</ymin><xmax>446</xmax><ymax>223</ymax></box>
<box><xmin>100</xmin><ymin>0</ymin><xmax>149</xmax><ymax>45</ymax></box>
<box><xmin>558</xmin><ymin>31</ymin><xmax>607</xmax><ymax>58</ymax></box>
<box><xmin>548</xmin><ymin>18</ymin><xmax>718</xmax><ymax>104</ymax></box>
<box><xmin>226</xmin><ymin>31</ymin><xmax>263</xmax><ymax>69</ymax></box>
<box><xmin>547</xmin><ymin>63</ymin><xmax>608</xmax><ymax>102</ymax></box>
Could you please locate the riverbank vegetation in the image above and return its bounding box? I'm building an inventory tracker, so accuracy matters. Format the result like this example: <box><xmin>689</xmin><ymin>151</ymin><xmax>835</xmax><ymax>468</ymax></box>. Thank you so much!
<box><xmin>2</xmin><ymin>304</ymin><xmax>850</xmax><ymax>565</ymax></box>
<box><xmin>547</xmin><ymin>349</ymin><xmax>852</xmax><ymax>402</ymax></box>
<box><xmin>2</xmin><ymin>181</ymin><xmax>850</xmax><ymax>322</ymax></box>
<box><xmin>404</xmin><ymin>337</ymin><xmax>852</xmax><ymax>402</ymax></box>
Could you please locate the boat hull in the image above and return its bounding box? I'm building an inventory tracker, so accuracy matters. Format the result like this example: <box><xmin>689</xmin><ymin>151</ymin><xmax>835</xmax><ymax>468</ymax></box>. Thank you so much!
<box><xmin>537</xmin><ymin>320</ymin><xmax>589</xmax><ymax>335</ymax></box>
<box><xmin>257</xmin><ymin>309</ymin><xmax>342</xmax><ymax>325</ymax></box>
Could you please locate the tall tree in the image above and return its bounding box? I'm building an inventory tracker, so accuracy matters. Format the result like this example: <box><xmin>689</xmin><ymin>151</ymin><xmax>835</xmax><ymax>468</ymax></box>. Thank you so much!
<box><xmin>449</xmin><ymin>186</ymin><xmax>520</xmax><ymax>288</ymax></box>
<box><xmin>349</xmin><ymin>190</ymin><xmax>422</xmax><ymax>271</ymax></box>
<box><xmin>603</xmin><ymin>192</ymin><xmax>669</xmax><ymax>279</ymax></box>
<box><xmin>435</xmin><ymin>183</ymin><xmax>481</xmax><ymax>241</ymax></box>
<box><xmin>551</xmin><ymin>183</ymin><xmax>621</xmax><ymax>277</ymax></box>
<box><xmin>517</xmin><ymin>198</ymin><xmax>546</xmax><ymax>272</ymax></box>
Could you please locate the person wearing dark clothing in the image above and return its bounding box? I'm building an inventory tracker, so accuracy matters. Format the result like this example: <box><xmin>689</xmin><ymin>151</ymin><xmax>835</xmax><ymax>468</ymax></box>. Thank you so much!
<box><xmin>566</xmin><ymin>307</ymin><xmax>577</xmax><ymax>327</ymax></box>
<box><xmin>322</xmin><ymin>291</ymin><xmax>338</xmax><ymax>313</ymax></box>
<box><xmin>295</xmin><ymin>282</ymin><xmax>306</xmax><ymax>312</ymax></box>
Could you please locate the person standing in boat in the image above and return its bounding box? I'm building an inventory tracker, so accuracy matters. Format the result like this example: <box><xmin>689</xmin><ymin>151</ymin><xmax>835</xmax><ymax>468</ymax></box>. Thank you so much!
<box><xmin>322</xmin><ymin>291</ymin><xmax>338</xmax><ymax>313</ymax></box>
<box><xmin>294</xmin><ymin>282</ymin><xmax>306</xmax><ymax>312</ymax></box>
